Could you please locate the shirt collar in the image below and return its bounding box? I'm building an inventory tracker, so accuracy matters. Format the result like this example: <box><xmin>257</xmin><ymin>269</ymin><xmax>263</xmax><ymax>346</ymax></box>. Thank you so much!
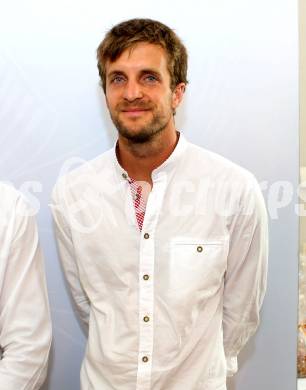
<box><xmin>112</xmin><ymin>131</ymin><xmax>188</xmax><ymax>182</ymax></box>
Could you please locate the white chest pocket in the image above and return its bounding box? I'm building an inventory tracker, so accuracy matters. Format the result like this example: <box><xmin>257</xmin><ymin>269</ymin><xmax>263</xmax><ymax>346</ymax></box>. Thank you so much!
<box><xmin>169</xmin><ymin>238</ymin><xmax>227</xmax><ymax>295</ymax></box>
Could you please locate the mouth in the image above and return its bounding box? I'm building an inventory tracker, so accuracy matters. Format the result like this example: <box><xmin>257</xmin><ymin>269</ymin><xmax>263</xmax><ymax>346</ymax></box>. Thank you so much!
<box><xmin>121</xmin><ymin>108</ymin><xmax>151</xmax><ymax>117</ymax></box>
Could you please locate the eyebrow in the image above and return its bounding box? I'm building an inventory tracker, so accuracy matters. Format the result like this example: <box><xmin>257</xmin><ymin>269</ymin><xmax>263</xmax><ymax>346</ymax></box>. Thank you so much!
<box><xmin>139</xmin><ymin>69</ymin><xmax>162</xmax><ymax>78</ymax></box>
<box><xmin>107</xmin><ymin>70</ymin><xmax>125</xmax><ymax>80</ymax></box>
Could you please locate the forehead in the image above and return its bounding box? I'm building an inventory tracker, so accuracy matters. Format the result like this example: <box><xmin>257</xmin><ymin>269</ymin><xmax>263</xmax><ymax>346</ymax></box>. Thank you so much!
<box><xmin>105</xmin><ymin>42</ymin><xmax>170</xmax><ymax>76</ymax></box>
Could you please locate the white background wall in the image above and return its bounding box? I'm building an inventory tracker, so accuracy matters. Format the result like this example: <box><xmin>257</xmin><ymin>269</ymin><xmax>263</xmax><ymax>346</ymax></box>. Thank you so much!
<box><xmin>0</xmin><ymin>1</ymin><xmax>298</xmax><ymax>389</ymax></box>
<box><xmin>300</xmin><ymin>0</ymin><xmax>306</xmax><ymax>252</ymax></box>
<box><xmin>298</xmin><ymin>0</ymin><xmax>306</xmax><ymax>387</ymax></box>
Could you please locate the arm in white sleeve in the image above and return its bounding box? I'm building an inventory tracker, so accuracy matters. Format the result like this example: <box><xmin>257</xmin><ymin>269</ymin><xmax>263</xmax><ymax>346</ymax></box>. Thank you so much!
<box><xmin>50</xmin><ymin>185</ymin><xmax>90</xmax><ymax>332</ymax></box>
<box><xmin>0</xmin><ymin>192</ymin><xmax>52</xmax><ymax>389</ymax></box>
<box><xmin>223</xmin><ymin>175</ymin><xmax>268</xmax><ymax>376</ymax></box>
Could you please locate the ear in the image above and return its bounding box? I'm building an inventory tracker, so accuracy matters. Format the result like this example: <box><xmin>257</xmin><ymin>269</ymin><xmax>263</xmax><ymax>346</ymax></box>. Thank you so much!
<box><xmin>171</xmin><ymin>83</ymin><xmax>186</xmax><ymax>110</ymax></box>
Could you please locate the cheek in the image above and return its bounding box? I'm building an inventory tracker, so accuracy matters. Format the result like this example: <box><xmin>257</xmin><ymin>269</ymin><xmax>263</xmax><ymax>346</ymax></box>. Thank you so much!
<box><xmin>105</xmin><ymin>93</ymin><xmax>117</xmax><ymax>111</ymax></box>
<box><xmin>105</xmin><ymin>86</ymin><xmax>120</xmax><ymax>103</ymax></box>
<box><xmin>105</xmin><ymin>92</ymin><xmax>111</xmax><ymax>107</ymax></box>
<box><xmin>157</xmin><ymin>90</ymin><xmax>175</xmax><ymax>108</ymax></box>
<box><xmin>105</xmin><ymin>97</ymin><xmax>110</xmax><ymax>109</ymax></box>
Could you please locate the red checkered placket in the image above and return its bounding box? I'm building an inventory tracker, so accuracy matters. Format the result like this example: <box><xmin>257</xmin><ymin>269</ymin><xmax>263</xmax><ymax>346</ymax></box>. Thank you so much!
<box><xmin>128</xmin><ymin>178</ymin><xmax>147</xmax><ymax>231</ymax></box>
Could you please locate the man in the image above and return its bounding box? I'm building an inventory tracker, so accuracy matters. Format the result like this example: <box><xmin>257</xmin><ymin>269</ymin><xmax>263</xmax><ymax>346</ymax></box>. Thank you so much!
<box><xmin>0</xmin><ymin>183</ymin><xmax>51</xmax><ymax>389</ymax></box>
<box><xmin>51</xmin><ymin>18</ymin><xmax>268</xmax><ymax>390</ymax></box>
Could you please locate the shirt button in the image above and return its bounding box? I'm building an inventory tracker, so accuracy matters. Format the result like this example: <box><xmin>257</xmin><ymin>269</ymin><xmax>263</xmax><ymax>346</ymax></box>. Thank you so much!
<box><xmin>197</xmin><ymin>245</ymin><xmax>203</xmax><ymax>253</ymax></box>
<box><xmin>142</xmin><ymin>356</ymin><xmax>149</xmax><ymax>363</ymax></box>
<box><xmin>143</xmin><ymin>316</ymin><xmax>150</xmax><ymax>322</ymax></box>
<box><xmin>143</xmin><ymin>274</ymin><xmax>149</xmax><ymax>281</ymax></box>
<box><xmin>144</xmin><ymin>233</ymin><xmax>150</xmax><ymax>239</ymax></box>
<box><xmin>122</xmin><ymin>173</ymin><xmax>128</xmax><ymax>179</ymax></box>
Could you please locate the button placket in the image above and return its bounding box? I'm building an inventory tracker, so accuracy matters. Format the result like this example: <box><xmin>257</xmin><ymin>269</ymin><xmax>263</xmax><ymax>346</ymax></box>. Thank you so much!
<box><xmin>136</xmin><ymin>178</ymin><xmax>168</xmax><ymax>390</ymax></box>
<box><xmin>136</xmin><ymin>230</ymin><xmax>155</xmax><ymax>389</ymax></box>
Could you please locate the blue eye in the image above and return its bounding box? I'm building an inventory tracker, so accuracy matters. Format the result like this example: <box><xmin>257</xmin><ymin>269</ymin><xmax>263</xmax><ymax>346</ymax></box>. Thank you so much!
<box><xmin>144</xmin><ymin>75</ymin><xmax>157</xmax><ymax>83</ymax></box>
<box><xmin>112</xmin><ymin>75</ymin><xmax>125</xmax><ymax>84</ymax></box>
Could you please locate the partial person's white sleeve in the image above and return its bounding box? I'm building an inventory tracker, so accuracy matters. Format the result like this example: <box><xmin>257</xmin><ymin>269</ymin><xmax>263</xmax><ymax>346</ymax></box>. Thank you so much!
<box><xmin>51</xmin><ymin>185</ymin><xmax>90</xmax><ymax>331</ymax></box>
<box><xmin>0</xmin><ymin>194</ymin><xmax>52</xmax><ymax>389</ymax></box>
<box><xmin>222</xmin><ymin>175</ymin><xmax>268</xmax><ymax>377</ymax></box>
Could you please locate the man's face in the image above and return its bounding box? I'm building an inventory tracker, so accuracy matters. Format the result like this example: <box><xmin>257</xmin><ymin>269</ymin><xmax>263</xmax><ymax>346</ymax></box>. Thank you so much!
<box><xmin>105</xmin><ymin>43</ymin><xmax>184</xmax><ymax>143</ymax></box>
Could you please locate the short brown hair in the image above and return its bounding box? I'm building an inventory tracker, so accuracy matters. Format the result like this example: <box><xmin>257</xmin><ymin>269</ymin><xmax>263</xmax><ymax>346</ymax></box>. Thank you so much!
<box><xmin>97</xmin><ymin>18</ymin><xmax>188</xmax><ymax>93</ymax></box>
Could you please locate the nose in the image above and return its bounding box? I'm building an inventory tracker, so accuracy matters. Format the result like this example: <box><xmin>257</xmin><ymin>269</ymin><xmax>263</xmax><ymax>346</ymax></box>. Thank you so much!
<box><xmin>122</xmin><ymin>79</ymin><xmax>143</xmax><ymax>102</ymax></box>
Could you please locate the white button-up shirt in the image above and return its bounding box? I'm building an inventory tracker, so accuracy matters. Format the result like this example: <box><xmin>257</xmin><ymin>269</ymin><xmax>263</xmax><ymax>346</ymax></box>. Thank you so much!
<box><xmin>51</xmin><ymin>134</ymin><xmax>268</xmax><ymax>390</ymax></box>
<box><xmin>0</xmin><ymin>183</ymin><xmax>52</xmax><ymax>389</ymax></box>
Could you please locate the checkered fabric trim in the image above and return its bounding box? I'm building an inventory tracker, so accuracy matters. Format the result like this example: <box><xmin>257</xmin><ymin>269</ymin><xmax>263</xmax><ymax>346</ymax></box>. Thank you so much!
<box><xmin>128</xmin><ymin>179</ymin><xmax>147</xmax><ymax>231</ymax></box>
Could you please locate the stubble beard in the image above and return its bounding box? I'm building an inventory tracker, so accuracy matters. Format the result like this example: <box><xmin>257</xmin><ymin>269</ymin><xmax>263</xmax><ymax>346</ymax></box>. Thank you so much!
<box><xmin>109</xmin><ymin>102</ymin><xmax>173</xmax><ymax>144</ymax></box>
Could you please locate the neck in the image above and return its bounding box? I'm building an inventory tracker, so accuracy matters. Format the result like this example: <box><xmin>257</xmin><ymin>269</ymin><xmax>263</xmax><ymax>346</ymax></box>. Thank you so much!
<box><xmin>116</xmin><ymin>128</ymin><xmax>179</xmax><ymax>186</ymax></box>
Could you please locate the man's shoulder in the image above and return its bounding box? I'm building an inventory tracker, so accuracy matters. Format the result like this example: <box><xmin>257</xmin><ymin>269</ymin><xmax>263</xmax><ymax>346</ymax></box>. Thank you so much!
<box><xmin>185</xmin><ymin>141</ymin><xmax>256</xmax><ymax>184</ymax></box>
<box><xmin>54</xmin><ymin>149</ymin><xmax>113</xmax><ymax>184</ymax></box>
<box><xmin>183</xmin><ymin>142</ymin><xmax>263</xmax><ymax>212</ymax></box>
<box><xmin>52</xmin><ymin>148</ymin><xmax>114</xmax><ymax>201</ymax></box>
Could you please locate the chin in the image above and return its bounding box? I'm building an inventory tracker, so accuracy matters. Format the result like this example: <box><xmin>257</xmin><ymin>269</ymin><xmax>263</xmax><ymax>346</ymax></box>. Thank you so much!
<box><xmin>122</xmin><ymin>131</ymin><xmax>152</xmax><ymax>143</ymax></box>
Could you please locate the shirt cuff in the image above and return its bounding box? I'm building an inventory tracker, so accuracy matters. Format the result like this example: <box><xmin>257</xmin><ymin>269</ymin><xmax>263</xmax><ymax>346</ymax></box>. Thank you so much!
<box><xmin>226</xmin><ymin>356</ymin><xmax>238</xmax><ymax>377</ymax></box>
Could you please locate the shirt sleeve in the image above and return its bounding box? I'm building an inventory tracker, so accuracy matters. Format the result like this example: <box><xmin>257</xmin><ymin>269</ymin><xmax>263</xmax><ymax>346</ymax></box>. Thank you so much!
<box><xmin>222</xmin><ymin>174</ymin><xmax>268</xmax><ymax>377</ymax></box>
<box><xmin>50</xmin><ymin>184</ymin><xmax>90</xmax><ymax>332</ymax></box>
<box><xmin>0</xmin><ymin>193</ymin><xmax>52</xmax><ymax>389</ymax></box>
